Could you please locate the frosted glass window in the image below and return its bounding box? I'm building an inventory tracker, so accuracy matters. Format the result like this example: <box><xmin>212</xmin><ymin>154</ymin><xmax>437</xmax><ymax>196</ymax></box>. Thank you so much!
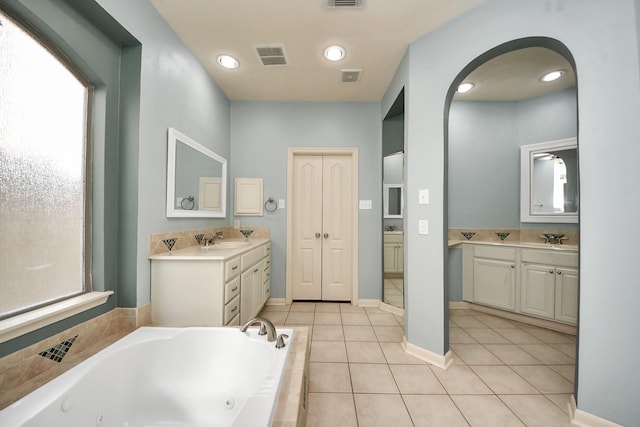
<box><xmin>0</xmin><ymin>11</ymin><xmax>90</xmax><ymax>318</ymax></box>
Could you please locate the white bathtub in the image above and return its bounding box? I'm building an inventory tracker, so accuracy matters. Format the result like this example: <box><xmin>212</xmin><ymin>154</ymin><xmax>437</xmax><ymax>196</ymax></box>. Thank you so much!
<box><xmin>1</xmin><ymin>326</ymin><xmax>294</xmax><ymax>426</ymax></box>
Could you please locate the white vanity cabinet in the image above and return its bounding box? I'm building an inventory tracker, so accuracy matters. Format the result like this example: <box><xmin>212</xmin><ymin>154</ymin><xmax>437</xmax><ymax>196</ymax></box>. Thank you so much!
<box><xmin>520</xmin><ymin>249</ymin><xmax>578</xmax><ymax>324</ymax></box>
<box><xmin>467</xmin><ymin>245</ymin><xmax>517</xmax><ymax>311</ymax></box>
<box><xmin>462</xmin><ymin>243</ymin><xmax>578</xmax><ymax>326</ymax></box>
<box><xmin>151</xmin><ymin>255</ymin><xmax>242</xmax><ymax>326</ymax></box>
<box><xmin>150</xmin><ymin>240</ymin><xmax>270</xmax><ymax>327</ymax></box>
<box><xmin>239</xmin><ymin>242</ymin><xmax>271</xmax><ymax>324</ymax></box>
<box><xmin>383</xmin><ymin>232</ymin><xmax>404</xmax><ymax>273</ymax></box>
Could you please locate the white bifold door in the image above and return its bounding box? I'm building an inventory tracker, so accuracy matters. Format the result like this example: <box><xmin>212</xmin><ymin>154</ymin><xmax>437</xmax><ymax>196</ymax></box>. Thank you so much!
<box><xmin>291</xmin><ymin>154</ymin><xmax>353</xmax><ymax>301</ymax></box>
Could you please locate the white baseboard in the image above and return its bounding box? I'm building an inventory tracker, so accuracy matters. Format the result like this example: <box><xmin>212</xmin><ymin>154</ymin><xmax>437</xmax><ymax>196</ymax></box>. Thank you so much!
<box><xmin>379</xmin><ymin>302</ymin><xmax>404</xmax><ymax>316</ymax></box>
<box><xmin>266</xmin><ymin>298</ymin><xmax>287</xmax><ymax>306</ymax></box>
<box><xmin>402</xmin><ymin>337</ymin><xmax>453</xmax><ymax>370</ymax></box>
<box><xmin>569</xmin><ymin>395</ymin><xmax>624</xmax><ymax>427</ymax></box>
<box><xmin>357</xmin><ymin>299</ymin><xmax>381</xmax><ymax>307</ymax></box>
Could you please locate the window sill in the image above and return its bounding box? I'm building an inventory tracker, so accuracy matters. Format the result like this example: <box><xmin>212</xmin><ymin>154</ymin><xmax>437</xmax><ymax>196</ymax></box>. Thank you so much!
<box><xmin>0</xmin><ymin>291</ymin><xmax>114</xmax><ymax>344</ymax></box>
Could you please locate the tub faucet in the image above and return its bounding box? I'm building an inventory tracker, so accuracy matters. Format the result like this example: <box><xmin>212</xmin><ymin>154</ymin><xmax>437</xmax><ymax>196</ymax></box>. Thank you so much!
<box><xmin>240</xmin><ymin>317</ymin><xmax>277</xmax><ymax>342</ymax></box>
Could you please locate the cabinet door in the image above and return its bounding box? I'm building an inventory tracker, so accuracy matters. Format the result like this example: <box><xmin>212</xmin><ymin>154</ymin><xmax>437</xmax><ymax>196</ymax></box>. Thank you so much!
<box><xmin>240</xmin><ymin>268</ymin><xmax>254</xmax><ymax>324</ymax></box>
<box><xmin>251</xmin><ymin>263</ymin><xmax>264</xmax><ymax>316</ymax></box>
<box><xmin>396</xmin><ymin>245</ymin><xmax>404</xmax><ymax>273</ymax></box>
<box><xmin>555</xmin><ymin>267</ymin><xmax>579</xmax><ymax>324</ymax></box>
<box><xmin>383</xmin><ymin>243</ymin><xmax>397</xmax><ymax>273</ymax></box>
<box><xmin>521</xmin><ymin>263</ymin><xmax>556</xmax><ymax>319</ymax></box>
<box><xmin>473</xmin><ymin>258</ymin><xmax>516</xmax><ymax>311</ymax></box>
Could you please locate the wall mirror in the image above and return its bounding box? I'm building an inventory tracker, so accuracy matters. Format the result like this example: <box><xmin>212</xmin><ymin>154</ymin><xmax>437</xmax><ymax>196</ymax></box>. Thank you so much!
<box><xmin>521</xmin><ymin>137</ymin><xmax>578</xmax><ymax>223</ymax></box>
<box><xmin>383</xmin><ymin>184</ymin><xmax>403</xmax><ymax>218</ymax></box>
<box><xmin>166</xmin><ymin>127</ymin><xmax>227</xmax><ymax>218</ymax></box>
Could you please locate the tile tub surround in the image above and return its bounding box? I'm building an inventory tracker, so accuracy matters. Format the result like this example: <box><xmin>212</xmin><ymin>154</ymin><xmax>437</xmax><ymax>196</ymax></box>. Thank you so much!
<box><xmin>449</xmin><ymin>228</ymin><xmax>579</xmax><ymax>247</ymax></box>
<box><xmin>0</xmin><ymin>304</ymin><xmax>150</xmax><ymax>409</ymax></box>
<box><xmin>149</xmin><ymin>226</ymin><xmax>271</xmax><ymax>256</ymax></box>
<box><xmin>260</xmin><ymin>302</ymin><xmax>577</xmax><ymax>427</ymax></box>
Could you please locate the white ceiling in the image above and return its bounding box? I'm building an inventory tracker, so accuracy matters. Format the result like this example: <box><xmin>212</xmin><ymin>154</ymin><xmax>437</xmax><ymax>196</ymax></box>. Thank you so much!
<box><xmin>150</xmin><ymin>0</ymin><xmax>485</xmax><ymax>101</ymax></box>
<box><xmin>150</xmin><ymin>0</ymin><xmax>575</xmax><ymax>103</ymax></box>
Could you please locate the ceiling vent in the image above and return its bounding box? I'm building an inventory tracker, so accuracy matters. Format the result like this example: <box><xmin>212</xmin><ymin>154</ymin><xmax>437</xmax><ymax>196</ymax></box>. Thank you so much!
<box><xmin>327</xmin><ymin>0</ymin><xmax>364</xmax><ymax>8</ymax></box>
<box><xmin>341</xmin><ymin>69</ymin><xmax>361</xmax><ymax>84</ymax></box>
<box><xmin>255</xmin><ymin>45</ymin><xmax>288</xmax><ymax>67</ymax></box>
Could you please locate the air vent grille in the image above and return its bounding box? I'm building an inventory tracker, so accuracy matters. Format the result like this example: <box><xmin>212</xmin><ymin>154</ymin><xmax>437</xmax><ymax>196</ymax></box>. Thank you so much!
<box><xmin>327</xmin><ymin>0</ymin><xmax>363</xmax><ymax>8</ymax></box>
<box><xmin>341</xmin><ymin>69</ymin><xmax>361</xmax><ymax>84</ymax></box>
<box><xmin>255</xmin><ymin>45</ymin><xmax>288</xmax><ymax>67</ymax></box>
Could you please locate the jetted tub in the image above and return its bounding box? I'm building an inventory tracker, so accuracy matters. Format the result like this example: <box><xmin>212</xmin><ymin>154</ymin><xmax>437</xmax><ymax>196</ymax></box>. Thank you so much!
<box><xmin>0</xmin><ymin>326</ymin><xmax>293</xmax><ymax>426</ymax></box>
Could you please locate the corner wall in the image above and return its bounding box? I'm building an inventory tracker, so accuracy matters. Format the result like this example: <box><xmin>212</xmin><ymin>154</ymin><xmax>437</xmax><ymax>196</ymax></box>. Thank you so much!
<box><xmin>391</xmin><ymin>0</ymin><xmax>640</xmax><ymax>424</ymax></box>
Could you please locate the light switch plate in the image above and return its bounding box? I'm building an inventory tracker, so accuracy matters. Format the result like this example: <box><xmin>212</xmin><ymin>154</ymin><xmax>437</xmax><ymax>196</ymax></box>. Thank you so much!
<box><xmin>419</xmin><ymin>189</ymin><xmax>429</xmax><ymax>204</ymax></box>
<box><xmin>419</xmin><ymin>220</ymin><xmax>429</xmax><ymax>235</ymax></box>
<box><xmin>359</xmin><ymin>200</ymin><xmax>372</xmax><ymax>210</ymax></box>
<box><xmin>278</xmin><ymin>199</ymin><xmax>285</xmax><ymax>209</ymax></box>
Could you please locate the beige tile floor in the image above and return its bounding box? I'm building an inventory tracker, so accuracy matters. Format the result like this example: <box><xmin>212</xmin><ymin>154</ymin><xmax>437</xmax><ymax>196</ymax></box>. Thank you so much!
<box><xmin>383</xmin><ymin>276</ymin><xmax>404</xmax><ymax>309</ymax></box>
<box><xmin>259</xmin><ymin>303</ymin><xmax>576</xmax><ymax>427</ymax></box>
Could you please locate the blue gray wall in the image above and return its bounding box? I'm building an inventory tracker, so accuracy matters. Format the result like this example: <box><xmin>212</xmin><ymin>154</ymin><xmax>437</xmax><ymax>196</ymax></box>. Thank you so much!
<box><xmin>385</xmin><ymin>0</ymin><xmax>640</xmax><ymax>424</ymax></box>
<box><xmin>448</xmin><ymin>88</ymin><xmax>577</xmax><ymax>228</ymax></box>
<box><xmin>95</xmin><ymin>0</ymin><xmax>231</xmax><ymax>306</ymax></box>
<box><xmin>229</xmin><ymin>102</ymin><xmax>382</xmax><ymax>301</ymax></box>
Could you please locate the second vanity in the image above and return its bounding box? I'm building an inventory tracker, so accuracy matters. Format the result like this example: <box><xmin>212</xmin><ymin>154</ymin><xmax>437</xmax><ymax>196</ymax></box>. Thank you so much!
<box><xmin>150</xmin><ymin>239</ymin><xmax>271</xmax><ymax>327</ymax></box>
<box><xmin>459</xmin><ymin>241</ymin><xmax>578</xmax><ymax>326</ymax></box>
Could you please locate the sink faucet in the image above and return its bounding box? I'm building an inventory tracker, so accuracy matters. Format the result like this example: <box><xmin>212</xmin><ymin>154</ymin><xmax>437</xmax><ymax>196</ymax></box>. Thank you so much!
<box><xmin>240</xmin><ymin>317</ymin><xmax>277</xmax><ymax>342</ymax></box>
<box><xmin>205</xmin><ymin>231</ymin><xmax>224</xmax><ymax>246</ymax></box>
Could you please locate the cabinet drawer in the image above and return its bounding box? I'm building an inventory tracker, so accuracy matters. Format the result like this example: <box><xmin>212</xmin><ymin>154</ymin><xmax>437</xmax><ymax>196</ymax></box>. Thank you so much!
<box><xmin>264</xmin><ymin>279</ymin><xmax>270</xmax><ymax>301</ymax></box>
<box><xmin>225</xmin><ymin>314</ymin><xmax>240</xmax><ymax>326</ymax></box>
<box><xmin>263</xmin><ymin>265</ymin><xmax>271</xmax><ymax>284</ymax></box>
<box><xmin>474</xmin><ymin>245</ymin><xmax>516</xmax><ymax>261</ymax></box>
<box><xmin>384</xmin><ymin>233</ymin><xmax>403</xmax><ymax>244</ymax></box>
<box><xmin>521</xmin><ymin>249</ymin><xmax>578</xmax><ymax>267</ymax></box>
<box><xmin>241</xmin><ymin>246</ymin><xmax>265</xmax><ymax>271</ymax></box>
<box><xmin>224</xmin><ymin>295</ymin><xmax>240</xmax><ymax>324</ymax></box>
<box><xmin>263</xmin><ymin>243</ymin><xmax>271</xmax><ymax>258</ymax></box>
<box><xmin>225</xmin><ymin>276</ymin><xmax>240</xmax><ymax>304</ymax></box>
<box><xmin>225</xmin><ymin>257</ymin><xmax>241</xmax><ymax>281</ymax></box>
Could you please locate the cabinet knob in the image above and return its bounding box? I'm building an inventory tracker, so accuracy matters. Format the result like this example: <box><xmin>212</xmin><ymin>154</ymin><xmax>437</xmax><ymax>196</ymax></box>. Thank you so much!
<box><xmin>232</xmin><ymin>266</ymin><xmax>238</xmax><ymax>270</ymax></box>
<box><xmin>324</xmin><ymin>233</ymin><xmax>329</xmax><ymax>239</ymax></box>
<box><xmin>510</xmin><ymin>265</ymin><xmax>515</xmax><ymax>269</ymax></box>
<box><xmin>231</xmin><ymin>305</ymin><xmax>238</xmax><ymax>313</ymax></box>
<box><xmin>557</xmin><ymin>271</ymin><xmax>562</xmax><ymax>275</ymax></box>
<box><xmin>231</xmin><ymin>286</ymin><xmax>238</xmax><ymax>292</ymax></box>
<box><xmin>315</xmin><ymin>232</ymin><xmax>321</xmax><ymax>238</ymax></box>
<box><xmin>549</xmin><ymin>270</ymin><xmax>554</xmax><ymax>274</ymax></box>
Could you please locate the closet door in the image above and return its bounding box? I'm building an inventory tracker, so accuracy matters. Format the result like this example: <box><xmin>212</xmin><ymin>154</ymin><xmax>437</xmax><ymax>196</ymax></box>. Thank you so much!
<box><xmin>291</xmin><ymin>154</ymin><xmax>353</xmax><ymax>301</ymax></box>
<box><xmin>291</xmin><ymin>155</ymin><xmax>323</xmax><ymax>299</ymax></box>
<box><xmin>321</xmin><ymin>156</ymin><xmax>352</xmax><ymax>301</ymax></box>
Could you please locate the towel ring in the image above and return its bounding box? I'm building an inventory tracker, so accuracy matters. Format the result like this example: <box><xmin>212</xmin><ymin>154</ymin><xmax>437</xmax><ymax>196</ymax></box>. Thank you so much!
<box><xmin>180</xmin><ymin>196</ymin><xmax>195</xmax><ymax>210</ymax></box>
<box><xmin>264</xmin><ymin>197</ymin><xmax>277</xmax><ymax>213</ymax></box>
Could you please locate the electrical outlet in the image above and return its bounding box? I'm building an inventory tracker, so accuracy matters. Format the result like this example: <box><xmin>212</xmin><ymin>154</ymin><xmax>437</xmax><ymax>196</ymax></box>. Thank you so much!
<box><xmin>419</xmin><ymin>189</ymin><xmax>429</xmax><ymax>204</ymax></box>
<box><xmin>419</xmin><ymin>220</ymin><xmax>429</xmax><ymax>235</ymax></box>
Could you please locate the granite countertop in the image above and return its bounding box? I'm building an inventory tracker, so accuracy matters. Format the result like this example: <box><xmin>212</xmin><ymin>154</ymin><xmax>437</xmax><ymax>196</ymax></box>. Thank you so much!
<box><xmin>448</xmin><ymin>239</ymin><xmax>578</xmax><ymax>252</ymax></box>
<box><xmin>149</xmin><ymin>238</ymin><xmax>270</xmax><ymax>261</ymax></box>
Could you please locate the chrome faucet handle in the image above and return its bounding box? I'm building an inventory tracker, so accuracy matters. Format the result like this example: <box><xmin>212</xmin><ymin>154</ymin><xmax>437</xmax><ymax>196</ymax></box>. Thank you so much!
<box><xmin>258</xmin><ymin>323</ymin><xmax>267</xmax><ymax>336</ymax></box>
<box><xmin>275</xmin><ymin>334</ymin><xmax>289</xmax><ymax>349</ymax></box>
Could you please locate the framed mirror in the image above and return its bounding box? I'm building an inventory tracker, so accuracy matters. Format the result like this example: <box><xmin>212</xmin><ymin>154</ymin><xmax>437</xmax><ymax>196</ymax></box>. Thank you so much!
<box><xmin>520</xmin><ymin>137</ymin><xmax>578</xmax><ymax>223</ymax></box>
<box><xmin>383</xmin><ymin>184</ymin><xmax>403</xmax><ymax>218</ymax></box>
<box><xmin>166</xmin><ymin>127</ymin><xmax>227</xmax><ymax>218</ymax></box>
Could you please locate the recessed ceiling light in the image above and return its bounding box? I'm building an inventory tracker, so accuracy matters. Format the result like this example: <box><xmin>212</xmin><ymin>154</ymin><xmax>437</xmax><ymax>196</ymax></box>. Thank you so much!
<box><xmin>217</xmin><ymin>54</ymin><xmax>239</xmax><ymax>69</ymax></box>
<box><xmin>457</xmin><ymin>82</ymin><xmax>474</xmax><ymax>93</ymax></box>
<box><xmin>541</xmin><ymin>70</ymin><xmax>565</xmax><ymax>82</ymax></box>
<box><xmin>323</xmin><ymin>45</ymin><xmax>345</xmax><ymax>62</ymax></box>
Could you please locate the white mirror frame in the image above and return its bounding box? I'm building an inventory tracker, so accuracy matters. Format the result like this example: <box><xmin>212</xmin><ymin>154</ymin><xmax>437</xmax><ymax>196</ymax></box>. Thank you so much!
<box><xmin>520</xmin><ymin>137</ymin><xmax>578</xmax><ymax>223</ymax></box>
<box><xmin>383</xmin><ymin>184</ymin><xmax>404</xmax><ymax>218</ymax></box>
<box><xmin>166</xmin><ymin>127</ymin><xmax>227</xmax><ymax>218</ymax></box>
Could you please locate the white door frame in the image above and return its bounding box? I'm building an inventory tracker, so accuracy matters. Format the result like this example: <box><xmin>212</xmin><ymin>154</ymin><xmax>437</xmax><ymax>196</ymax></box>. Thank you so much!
<box><xmin>286</xmin><ymin>147</ymin><xmax>359</xmax><ymax>305</ymax></box>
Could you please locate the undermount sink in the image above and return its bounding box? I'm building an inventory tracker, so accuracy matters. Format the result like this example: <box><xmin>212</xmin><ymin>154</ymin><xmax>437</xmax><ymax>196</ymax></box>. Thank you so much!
<box><xmin>200</xmin><ymin>241</ymin><xmax>252</xmax><ymax>250</ymax></box>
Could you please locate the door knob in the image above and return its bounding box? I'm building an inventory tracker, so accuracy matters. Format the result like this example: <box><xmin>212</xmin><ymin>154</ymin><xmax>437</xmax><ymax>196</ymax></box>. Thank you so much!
<box><xmin>315</xmin><ymin>232</ymin><xmax>321</xmax><ymax>238</ymax></box>
<box><xmin>324</xmin><ymin>233</ymin><xmax>329</xmax><ymax>239</ymax></box>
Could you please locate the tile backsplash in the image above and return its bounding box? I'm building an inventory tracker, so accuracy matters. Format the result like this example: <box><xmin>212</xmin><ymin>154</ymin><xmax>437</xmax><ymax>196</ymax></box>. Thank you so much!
<box><xmin>448</xmin><ymin>228</ymin><xmax>579</xmax><ymax>246</ymax></box>
<box><xmin>149</xmin><ymin>226</ymin><xmax>271</xmax><ymax>256</ymax></box>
